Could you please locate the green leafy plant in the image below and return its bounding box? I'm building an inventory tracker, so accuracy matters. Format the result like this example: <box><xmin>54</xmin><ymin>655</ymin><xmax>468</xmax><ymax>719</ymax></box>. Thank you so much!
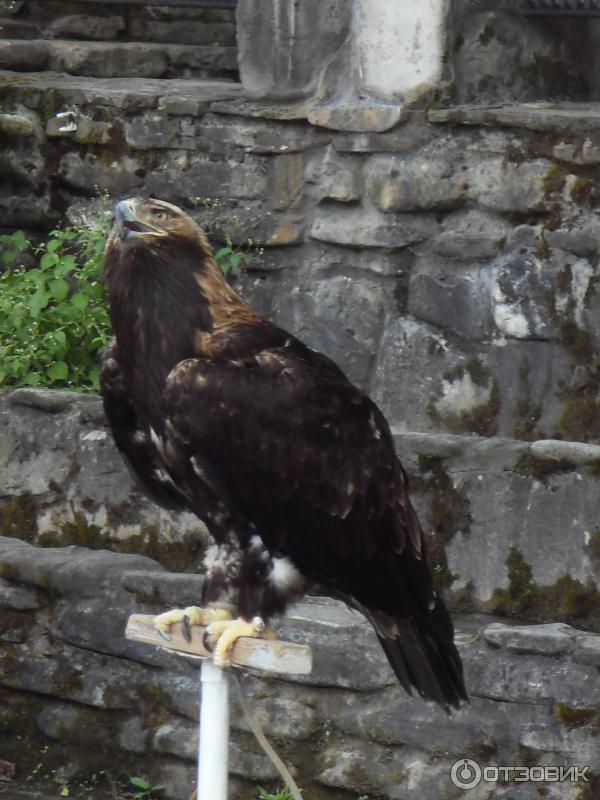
<box><xmin>127</xmin><ymin>775</ymin><xmax>165</xmax><ymax>800</ymax></box>
<box><xmin>0</xmin><ymin>218</ymin><xmax>111</xmax><ymax>392</ymax></box>
<box><xmin>191</xmin><ymin>197</ymin><xmax>266</xmax><ymax>275</ymax></box>
<box><xmin>215</xmin><ymin>232</ymin><xmax>251</xmax><ymax>276</ymax></box>
<box><xmin>257</xmin><ymin>789</ymin><xmax>294</xmax><ymax>800</ymax></box>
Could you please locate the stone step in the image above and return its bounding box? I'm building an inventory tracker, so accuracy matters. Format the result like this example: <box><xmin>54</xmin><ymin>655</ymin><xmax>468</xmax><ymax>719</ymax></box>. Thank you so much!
<box><xmin>0</xmin><ymin>69</ymin><xmax>243</xmax><ymax>113</ymax></box>
<box><xmin>26</xmin><ymin>2</ymin><xmax>235</xmax><ymax>25</ymax></box>
<box><xmin>126</xmin><ymin>19</ymin><xmax>237</xmax><ymax>47</ymax></box>
<box><xmin>44</xmin><ymin>17</ymin><xmax>236</xmax><ymax>47</ymax></box>
<box><xmin>1</xmin><ymin>5</ymin><xmax>236</xmax><ymax>44</ymax></box>
<box><xmin>0</xmin><ymin>16</ymin><xmax>39</xmax><ymax>39</ymax></box>
<box><xmin>0</xmin><ymin>39</ymin><xmax>238</xmax><ymax>79</ymax></box>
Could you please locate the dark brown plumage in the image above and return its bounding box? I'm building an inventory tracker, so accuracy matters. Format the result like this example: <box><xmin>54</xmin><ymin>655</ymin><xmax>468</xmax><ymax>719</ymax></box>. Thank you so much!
<box><xmin>101</xmin><ymin>197</ymin><xmax>467</xmax><ymax>709</ymax></box>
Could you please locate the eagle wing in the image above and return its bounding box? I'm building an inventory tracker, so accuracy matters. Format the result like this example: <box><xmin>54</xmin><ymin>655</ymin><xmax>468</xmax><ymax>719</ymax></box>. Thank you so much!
<box><xmin>100</xmin><ymin>340</ymin><xmax>189</xmax><ymax>512</ymax></box>
<box><xmin>161</xmin><ymin>341</ymin><xmax>434</xmax><ymax>618</ymax></box>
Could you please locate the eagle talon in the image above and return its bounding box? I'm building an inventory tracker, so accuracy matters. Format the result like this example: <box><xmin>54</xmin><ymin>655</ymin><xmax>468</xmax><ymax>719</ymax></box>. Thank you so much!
<box><xmin>152</xmin><ymin>605</ymin><xmax>234</xmax><ymax>643</ymax></box>
<box><xmin>182</xmin><ymin>614</ymin><xmax>192</xmax><ymax>643</ymax></box>
<box><xmin>208</xmin><ymin>616</ymin><xmax>268</xmax><ymax>669</ymax></box>
<box><xmin>202</xmin><ymin>629</ymin><xmax>214</xmax><ymax>652</ymax></box>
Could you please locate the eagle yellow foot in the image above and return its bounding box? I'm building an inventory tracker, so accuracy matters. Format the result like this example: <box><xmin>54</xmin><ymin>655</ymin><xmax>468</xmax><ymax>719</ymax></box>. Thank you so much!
<box><xmin>205</xmin><ymin>616</ymin><xmax>271</xmax><ymax>668</ymax></box>
<box><xmin>153</xmin><ymin>606</ymin><xmax>233</xmax><ymax>643</ymax></box>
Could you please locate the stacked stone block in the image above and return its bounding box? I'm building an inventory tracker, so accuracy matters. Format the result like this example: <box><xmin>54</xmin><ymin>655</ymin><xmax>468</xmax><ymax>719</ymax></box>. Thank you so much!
<box><xmin>0</xmin><ymin>0</ymin><xmax>238</xmax><ymax>81</ymax></box>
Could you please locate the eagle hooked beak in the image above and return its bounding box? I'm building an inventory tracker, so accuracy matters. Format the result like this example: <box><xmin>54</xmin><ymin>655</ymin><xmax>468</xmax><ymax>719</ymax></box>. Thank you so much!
<box><xmin>114</xmin><ymin>199</ymin><xmax>168</xmax><ymax>241</ymax></box>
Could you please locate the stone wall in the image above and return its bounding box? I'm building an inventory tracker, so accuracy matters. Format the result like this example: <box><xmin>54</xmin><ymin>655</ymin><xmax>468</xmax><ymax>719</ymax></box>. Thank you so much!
<box><xmin>450</xmin><ymin>0</ymin><xmax>599</xmax><ymax>104</ymax></box>
<box><xmin>2</xmin><ymin>2</ymin><xmax>600</xmax><ymax>796</ymax></box>
<box><xmin>5</xmin><ymin>71</ymin><xmax>600</xmax><ymax>451</ymax></box>
<box><xmin>2</xmin><ymin>533</ymin><xmax>600</xmax><ymax>800</ymax></box>
<box><xmin>0</xmin><ymin>0</ymin><xmax>238</xmax><ymax>80</ymax></box>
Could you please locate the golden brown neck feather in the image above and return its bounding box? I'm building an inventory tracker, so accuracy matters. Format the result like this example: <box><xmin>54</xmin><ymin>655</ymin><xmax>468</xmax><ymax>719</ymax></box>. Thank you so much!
<box><xmin>195</xmin><ymin>248</ymin><xmax>262</xmax><ymax>332</ymax></box>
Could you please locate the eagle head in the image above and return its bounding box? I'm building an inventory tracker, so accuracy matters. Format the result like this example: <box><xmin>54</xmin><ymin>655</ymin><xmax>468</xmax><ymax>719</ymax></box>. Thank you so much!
<box><xmin>105</xmin><ymin>197</ymin><xmax>213</xmax><ymax>260</ymax></box>
<box><xmin>103</xmin><ymin>198</ymin><xmax>257</xmax><ymax>367</ymax></box>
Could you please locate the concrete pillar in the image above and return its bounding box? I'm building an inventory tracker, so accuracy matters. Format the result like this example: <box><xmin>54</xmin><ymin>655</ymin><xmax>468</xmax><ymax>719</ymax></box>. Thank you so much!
<box><xmin>236</xmin><ymin>0</ymin><xmax>352</xmax><ymax>100</ymax></box>
<box><xmin>236</xmin><ymin>0</ymin><xmax>450</xmax><ymax>131</ymax></box>
<box><xmin>355</xmin><ymin>0</ymin><xmax>450</xmax><ymax>103</ymax></box>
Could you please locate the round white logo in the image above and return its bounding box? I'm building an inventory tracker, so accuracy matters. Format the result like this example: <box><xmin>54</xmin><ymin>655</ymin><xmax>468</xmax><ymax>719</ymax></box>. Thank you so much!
<box><xmin>451</xmin><ymin>758</ymin><xmax>483</xmax><ymax>790</ymax></box>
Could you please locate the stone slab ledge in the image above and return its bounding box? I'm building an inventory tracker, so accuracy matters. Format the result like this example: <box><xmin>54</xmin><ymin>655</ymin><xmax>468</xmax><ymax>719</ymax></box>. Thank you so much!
<box><xmin>428</xmin><ymin>101</ymin><xmax>600</xmax><ymax>132</ymax></box>
<box><xmin>0</xmin><ymin>70</ymin><xmax>242</xmax><ymax>112</ymax></box>
<box><xmin>392</xmin><ymin>429</ymin><xmax>600</xmax><ymax>469</ymax></box>
<box><xmin>8</xmin><ymin>388</ymin><xmax>600</xmax><ymax>469</ymax></box>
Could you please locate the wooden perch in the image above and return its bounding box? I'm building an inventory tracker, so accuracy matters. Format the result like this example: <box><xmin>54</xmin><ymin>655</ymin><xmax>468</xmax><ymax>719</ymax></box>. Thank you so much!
<box><xmin>125</xmin><ymin>614</ymin><xmax>313</xmax><ymax>675</ymax></box>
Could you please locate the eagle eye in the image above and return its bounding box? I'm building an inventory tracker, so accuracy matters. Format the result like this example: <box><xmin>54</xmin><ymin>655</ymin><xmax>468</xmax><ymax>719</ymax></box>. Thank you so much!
<box><xmin>151</xmin><ymin>208</ymin><xmax>171</xmax><ymax>222</ymax></box>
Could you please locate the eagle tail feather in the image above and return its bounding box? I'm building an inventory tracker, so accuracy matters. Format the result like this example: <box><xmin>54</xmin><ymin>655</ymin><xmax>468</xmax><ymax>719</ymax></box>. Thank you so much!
<box><xmin>377</xmin><ymin>607</ymin><xmax>467</xmax><ymax>711</ymax></box>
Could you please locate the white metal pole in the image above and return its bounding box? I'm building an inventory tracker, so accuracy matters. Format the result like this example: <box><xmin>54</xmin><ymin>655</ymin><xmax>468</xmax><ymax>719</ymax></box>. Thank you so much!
<box><xmin>198</xmin><ymin>658</ymin><xmax>229</xmax><ymax>800</ymax></box>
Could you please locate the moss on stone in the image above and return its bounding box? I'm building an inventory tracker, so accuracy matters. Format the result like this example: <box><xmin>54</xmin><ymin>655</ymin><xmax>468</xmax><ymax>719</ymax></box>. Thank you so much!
<box><xmin>0</xmin><ymin>608</ymin><xmax>32</xmax><ymax>636</ymax></box>
<box><xmin>557</xmin><ymin>395</ymin><xmax>600</xmax><ymax>443</ymax></box>
<box><xmin>393</xmin><ymin>272</ymin><xmax>409</xmax><ymax>313</ymax></box>
<box><xmin>489</xmin><ymin>547</ymin><xmax>536</xmax><ymax>616</ymax></box>
<box><xmin>514</xmin><ymin>359</ymin><xmax>544</xmax><ymax>441</ymax></box>
<box><xmin>132</xmin><ymin>584</ymin><xmax>164</xmax><ymax>608</ymax></box>
<box><xmin>489</xmin><ymin>547</ymin><xmax>600</xmax><ymax>630</ymax></box>
<box><xmin>24</xmin><ymin>498</ymin><xmax>204</xmax><ymax>572</ymax></box>
<box><xmin>543</xmin><ymin>161</ymin><xmax>569</xmax><ymax>196</ymax></box>
<box><xmin>0</xmin><ymin>562</ymin><xmax>20</xmax><ymax>581</ymax></box>
<box><xmin>514</xmin><ymin>452</ymin><xmax>577</xmax><ymax>481</ymax></box>
<box><xmin>521</xmin><ymin>54</ymin><xmax>589</xmax><ymax>101</ymax></box>
<box><xmin>577</xmin><ymin>772</ymin><xmax>600</xmax><ymax>800</ymax></box>
<box><xmin>431</xmin><ymin>563</ymin><xmax>455</xmax><ymax>594</ymax></box>
<box><xmin>412</xmin><ymin>456</ymin><xmax>472</xmax><ymax>609</ymax></box>
<box><xmin>430</xmin><ymin>360</ymin><xmax>500</xmax><ymax>437</ymax></box>
<box><xmin>558</xmin><ymin>317</ymin><xmax>595</xmax><ymax>364</ymax></box>
<box><xmin>52</xmin><ymin>662</ymin><xmax>85</xmax><ymax>698</ymax></box>
<box><xmin>448</xmin><ymin>580</ymin><xmax>475</xmax><ymax>611</ymax></box>
<box><xmin>116</xmin><ymin>524</ymin><xmax>204</xmax><ymax>573</ymax></box>
<box><xmin>479</xmin><ymin>23</ymin><xmax>494</xmax><ymax>45</ymax></box>
<box><xmin>586</xmin><ymin>530</ymin><xmax>600</xmax><ymax>577</ymax></box>
<box><xmin>556</xmin><ymin>701</ymin><xmax>600</xmax><ymax>733</ymax></box>
<box><xmin>514</xmin><ymin>398</ymin><xmax>542</xmax><ymax>441</ymax></box>
<box><xmin>0</xmin><ymin>495</ymin><xmax>39</xmax><ymax>542</ymax></box>
<box><xmin>517</xmin><ymin>743</ymin><xmax>540</xmax><ymax>769</ymax></box>
<box><xmin>136</xmin><ymin>681</ymin><xmax>175</xmax><ymax>713</ymax></box>
<box><xmin>39</xmin><ymin>508</ymin><xmax>108</xmax><ymax>550</ymax></box>
<box><xmin>586</xmin><ymin>459</ymin><xmax>600</xmax><ymax>477</ymax></box>
<box><xmin>0</xmin><ymin>643</ymin><xmax>18</xmax><ymax>677</ymax></box>
<box><xmin>0</xmin><ymin>685</ymin><xmax>159</xmax><ymax>795</ymax></box>
<box><xmin>550</xmin><ymin>288</ymin><xmax>600</xmax><ymax>441</ymax></box>
<box><xmin>81</xmin><ymin>496</ymin><xmax>99</xmax><ymax>513</ymax></box>
<box><xmin>555</xmin><ymin>263</ymin><xmax>572</xmax><ymax>294</ymax></box>
<box><xmin>96</xmin><ymin>119</ymin><xmax>131</xmax><ymax>166</ymax></box>
<box><xmin>570</xmin><ymin>176</ymin><xmax>594</xmax><ymax>206</ymax></box>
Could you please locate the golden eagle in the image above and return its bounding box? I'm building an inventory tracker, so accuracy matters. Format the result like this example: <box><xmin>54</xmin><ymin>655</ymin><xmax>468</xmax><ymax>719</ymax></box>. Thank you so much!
<box><xmin>101</xmin><ymin>197</ymin><xmax>466</xmax><ymax>709</ymax></box>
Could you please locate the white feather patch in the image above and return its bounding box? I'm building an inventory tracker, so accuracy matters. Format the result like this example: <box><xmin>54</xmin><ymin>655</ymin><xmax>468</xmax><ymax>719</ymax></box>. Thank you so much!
<box><xmin>203</xmin><ymin>544</ymin><xmax>242</xmax><ymax>578</ymax></box>
<box><xmin>269</xmin><ymin>556</ymin><xmax>304</xmax><ymax>593</ymax></box>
